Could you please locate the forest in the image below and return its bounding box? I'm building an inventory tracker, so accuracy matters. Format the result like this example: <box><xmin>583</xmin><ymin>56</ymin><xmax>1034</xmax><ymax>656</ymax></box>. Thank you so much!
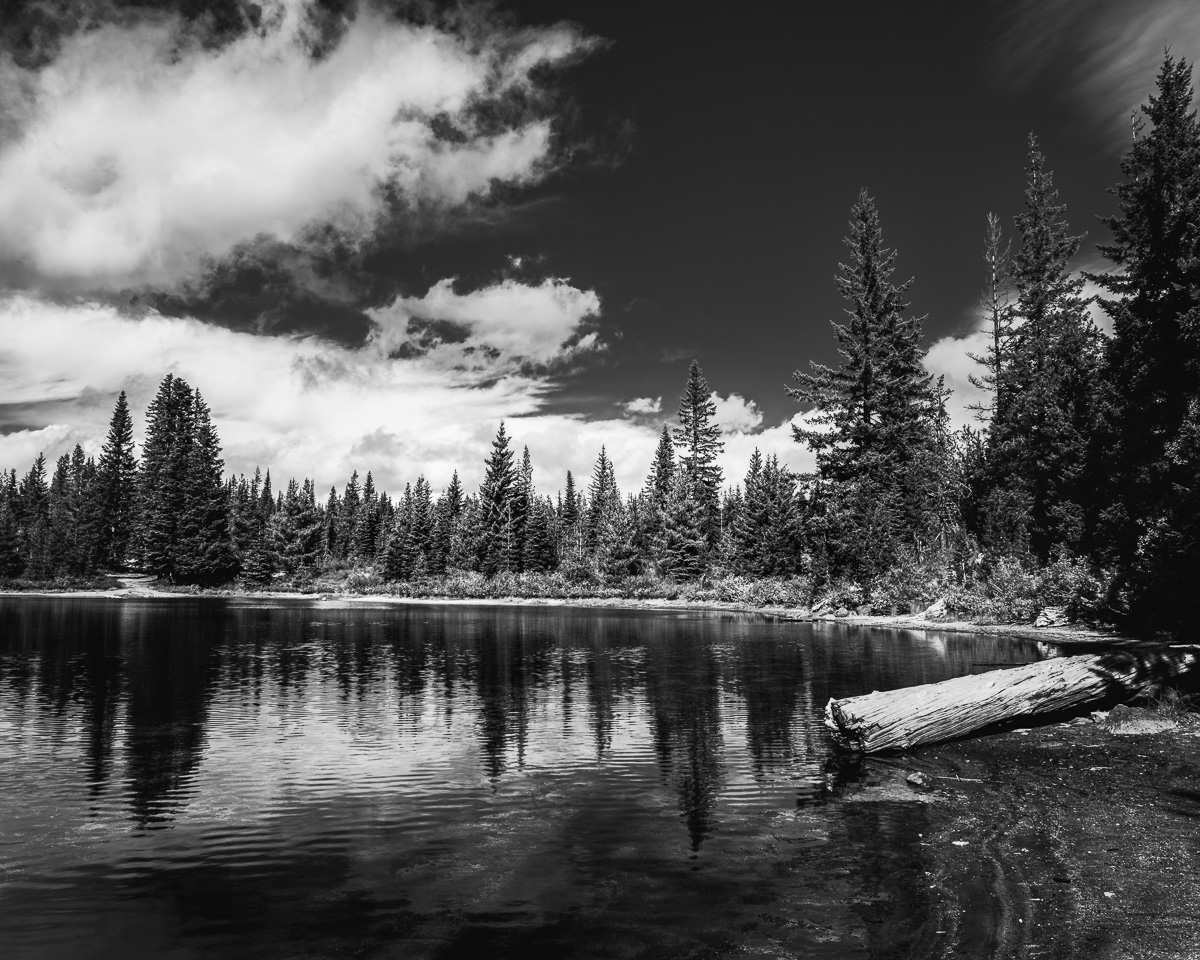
<box><xmin>2</xmin><ymin>56</ymin><xmax>1199</xmax><ymax>634</ymax></box>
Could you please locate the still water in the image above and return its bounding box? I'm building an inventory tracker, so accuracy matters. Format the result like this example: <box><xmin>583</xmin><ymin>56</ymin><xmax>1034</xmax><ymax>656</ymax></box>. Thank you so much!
<box><xmin>0</xmin><ymin>599</ymin><xmax>1044</xmax><ymax>959</ymax></box>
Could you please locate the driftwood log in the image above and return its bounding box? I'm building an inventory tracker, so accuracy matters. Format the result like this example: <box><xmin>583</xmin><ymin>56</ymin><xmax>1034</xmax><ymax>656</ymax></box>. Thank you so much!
<box><xmin>825</xmin><ymin>646</ymin><xmax>1200</xmax><ymax>753</ymax></box>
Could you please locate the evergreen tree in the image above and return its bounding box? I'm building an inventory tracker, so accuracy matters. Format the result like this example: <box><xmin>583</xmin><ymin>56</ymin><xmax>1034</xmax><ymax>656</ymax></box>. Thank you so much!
<box><xmin>350</xmin><ymin>472</ymin><xmax>380</xmax><ymax>561</ymax></box>
<box><xmin>989</xmin><ymin>136</ymin><xmax>1102</xmax><ymax>559</ymax></box>
<box><xmin>176</xmin><ymin>391</ymin><xmax>238</xmax><ymax>584</ymax></box>
<box><xmin>428</xmin><ymin>472</ymin><xmax>464</xmax><ymax>575</ymax></box>
<box><xmin>1090</xmin><ymin>54</ymin><xmax>1200</xmax><ymax>622</ymax></box>
<box><xmin>321</xmin><ymin>485</ymin><xmax>340</xmax><ymax>561</ymax></box>
<box><xmin>137</xmin><ymin>374</ymin><xmax>194</xmax><ymax>580</ymax></box>
<box><xmin>645</xmin><ymin>425</ymin><xmax>676</xmax><ymax>505</ymax></box>
<box><xmin>732</xmin><ymin>449</ymin><xmax>765</xmax><ymax>574</ymax></box>
<box><xmin>46</xmin><ymin>454</ymin><xmax>74</xmax><ymax>574</ymax></box>
<box><xmin>967</xmin><ymin>213</ymin><xmax>1017</xmax><ymax>424</ymax></box>
<box><xmin>523</xmin><ymin>496</ymin><xmax>558</xmax><ymax>572</ymax></box>
<box><xmin>672</xmin><ymin>360</ymin><xmax>723</xmax><ymax>545</ymax></box>
<box><xmin>788</xmin><ymin>190</ymin><xmax>943</xmax><ymax>574</ymax></box>
<box><xmin>513</xmin><ymin>448</ymin><xmax>533</xmax><ymax>572</ymax></box>
<box><xmin>340</xmin><ymin>471</ymin><xmax>361</xmax><ymax>562</ymax></box>
<box><xmin>477</xmin><ymin>422</ymin><xmax>517</xmax><ymax>575</ymax></box>
<box><xmin>382</xmin><ymin>484</ymin><xmax>420</xmax><ymax>581</ymax></box>
<box><xmin>272</xmin><ymin>478</ymin><xmax>323</xmax><ymax>578</ymax></box>
<box><xmin>0</xmin><ymin>489</ymin><xmax>22</xmax><ymax>579</ymax></box>
<box><xmin>655</xmin><ymin>471</ymin><xmax>708</xmax><ymax>579</ymax></box>
<box><xmin>18</xmin><ymin>453</ymin><xmax>50</xmax><ymax>579</ymax></box>
<box><xmin>94</xmin><ymin>391</ymin><xmax>138</xmax><ymax>569</ymax></box>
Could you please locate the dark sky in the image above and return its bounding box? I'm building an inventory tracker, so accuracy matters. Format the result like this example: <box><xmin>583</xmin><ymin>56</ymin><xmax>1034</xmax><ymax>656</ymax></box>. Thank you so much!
<box><xmin>390</xmin><ymin>0</ymin><xmax>1128</xmax><ymax>424</ymax></box>
<box><xmin>0</xmin><ymin>0</ymin><xmax>1191</xmax><ymax>490</ymax></box>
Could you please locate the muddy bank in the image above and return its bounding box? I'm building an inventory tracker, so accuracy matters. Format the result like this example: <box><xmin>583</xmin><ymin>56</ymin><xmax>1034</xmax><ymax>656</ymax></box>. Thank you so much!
<box><xmin>838</xmin><ymin>711</ymin><xmax>1200</xmax><ymax>958</ymax></box>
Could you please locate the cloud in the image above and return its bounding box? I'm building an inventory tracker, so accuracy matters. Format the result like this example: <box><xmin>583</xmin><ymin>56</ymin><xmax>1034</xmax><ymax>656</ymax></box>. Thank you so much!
<box><xmin>1001</xmin><ymin>0</ymin><xmax>1200</xmax><ymax>135</ymax></box>
<box><xmin>923</xmin><ymin>267</ymin><xmax>1115</xmax><ymax>431</ymax></box>
<box><xmin>709</xmin><ymin>391</ymin><xmax>763</xmax><ymax>435</ymax></box>
<box><xmin>924</xmin><ymin>329</ymin><xmax>991</xmax><ymax>430</ymax></box>
<box><xmin>719</xmin><ymin>413</ymin><xmax>817</xmax><ymax>486</ymax></box>
<box><xmin>0</xmin><ymin>0</ymin><xmax>594</xmax><ymax>287</ymax></box>
<box><xmin>621</xmin><ymin>396</ymin><xmax>662</xmax><ymax>415</ymax></box>
<box><xmin>367</xmin><ymin>277</ymin><xmax>601</xmax><ymax>373</ymax></box>
<box><xmin>0</xmin><ymin>291</ymin><xmax>813</xmax><ymax>498</ymax></box>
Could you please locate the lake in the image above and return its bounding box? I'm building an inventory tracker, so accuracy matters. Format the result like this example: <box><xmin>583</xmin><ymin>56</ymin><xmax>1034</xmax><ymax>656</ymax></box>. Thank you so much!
<box><xmin>0</xmin><ymin>599</ymin><xmax>1044</xmax><ymax>959</ymax></box>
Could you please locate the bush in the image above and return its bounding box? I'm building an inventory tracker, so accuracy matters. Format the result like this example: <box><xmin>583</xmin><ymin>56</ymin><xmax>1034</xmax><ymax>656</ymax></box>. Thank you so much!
<box><xmin>945</xmin><ymin>553</ymin><xmax>1115</xmax><ymax>624</ymax></box>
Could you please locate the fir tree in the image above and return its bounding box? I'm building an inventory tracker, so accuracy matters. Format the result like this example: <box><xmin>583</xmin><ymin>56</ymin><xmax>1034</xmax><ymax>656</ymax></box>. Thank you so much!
<box><xmin>788</xmin><ymin>190</ymin><xmax>942</xmax><ymax>574</ymax></box>
<box><xmin>655</xmin><ymin>472</ymin><xmax>708</xmax><ymax>579</ymax></box>
<box><xmin>176</xmin><ymin>391</ymin><xmax>238</xmax><ymax>584</ymax></box>
<box><xmin>477</xmin><ymin>422</ymin><xmax>517</xmax><ymax>575</ymax></box>
<box><xmin>1090</xmin><ymin>54</ymin><xmax>1200</xmax><ymax>622</ymax></box>
<box><xmin>967</xmin><ymin>213</ymin><xmax>1017</xmax><ymax>424</ymax></box>
<box><xmin>18</xmin><ymin>453</ymin><xmax>50</xmax><ymax>579</ymax></box>
<box><xmin>351</xmin><ymin>472</ymin><xmax>379</xmax><ymax>561</ymax></box>
<box><xmin>137</xmin><ymin>375</ymin><xmax>194</xmax><ymax>580</ymax></box>
<box><xmin>989</xmin><ymin>136</ymin><xmax>1102</xmax><ymax>559</ymax></box>
<box><xmin>0</xmin><ymin>491</ymin><xmax>22</xmax><ymax>579</ymax></box>
<box><xmin>272</xmin><ymin>478</ymin><xmax>323</xmax><ymax>578</ymax></box>
<box><xmin>672</xmin><ymin>360</ymin><xmax>723</xmax><ymax>544</ymax></box>
<box><xmin>94</xmin><ymin>391</ymin><xmax>138</xmax><ymax>569</ymax></box>
<box><xmin>46</xmin><ymin>453</ymin><xmax>74</xmax><ymax>574</ymax></box>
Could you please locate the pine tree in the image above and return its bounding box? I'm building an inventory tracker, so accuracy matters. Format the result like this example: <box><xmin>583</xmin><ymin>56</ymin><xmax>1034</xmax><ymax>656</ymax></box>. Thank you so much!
<box><xmin>788</xmin><ymin>190</ymin><xmax>942</xmax><ymax>574</ymax></box>
<box><xmin>655</xmin><ymin>471</ymin><xmax>708</xmax><ymax>579</ymax></box>
<box><xmin>46</xmin><ymin>453</ymin><xmax>74</xmax><ymax>575</ymax></box>
<box><xmin>672</xmin><ymin>360</ymin><xmax>723</xmax><ymax>545</ymax></box>
<box><xmin>137</xmin><ymin>375</ymin><xmax>194</xmax><ymax>580</ymax></box>
<box><xmin>94</xmin><ymin>391</ymin><xmax>138</xmax><ymax>569</ymax></box>
<box><xmin>989</xmin><ymin>136</ymin><xmax>1103</xmax><ymax>559</ymax></box>
<box><xmin>352</xmin><ymin>472</ymin><xmax>379</xmax><ymax>561</ymax></box>
<box><xmin>732</xmin><ymin>449</ymin><xmax>765</xmax><ymax>573</ymax></box>
<box><xmin>272</xmin><ymin>478</ymin><xmax>323</xmax><ymax>578</ymax></box>
<box><xmin>477</xmin><ymin>422</ymin><xmax>517</xmax><ymax>575</ymax></box>
<box><xmin>18</xmin><ymin>453</ymin><xmax>50</xmax><ymax>579</ymax></box>
<box><xmin>558</xmin><ymin>470</ymin><xmax>583</xmax><ymax>564</ymax></box>
<box><xmin>1090</xmin><ymin>54</ymin><xmax>1200</xmax><ymax>622</ymax></box>
<box><xmin>645</xmin><ymin>425</ymin><xmax>676</xmax><ymax>505</ymax></box>
<box><xmin>340</xmin><ymin>471</ymin><xmax>361</xmax><ymax>562</ymax></box>
<box><xmin>382</xmin><ymin>484</ymin><xmax>421</xmax><ymax>581</ymax></box>
<box><xmin>513</xmin><ymin>448</ymin><xmax>533</xmax><ymax>572</ymax></box>
<box><xmin>523</xmin><ymin>496</ymin><xmax>558</xmax><ymax>573</ymax></box>
<box><xmin>0</xmin><ymin>488</ymin><xmax>22</xmax><ymax>579</ymax></box>
<box><xmin>967</xmin><ymin>213</ymin><xmax>1017</xmax><ymax>424</ymax></box>
<box><xmin>176</xmin><ymin>391</ymin><xmax>238</xmax><ymax>584</ymax></box>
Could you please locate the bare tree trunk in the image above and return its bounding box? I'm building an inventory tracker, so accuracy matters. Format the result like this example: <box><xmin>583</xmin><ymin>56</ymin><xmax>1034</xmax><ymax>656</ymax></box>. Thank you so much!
<box><xmin>825</xmin><ymin>646</ymin><xmax>1199</xmax><ymax>753</ymax></box>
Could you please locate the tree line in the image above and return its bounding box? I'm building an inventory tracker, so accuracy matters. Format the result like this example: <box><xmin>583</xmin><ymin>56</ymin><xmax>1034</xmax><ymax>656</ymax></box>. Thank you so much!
<box><xmin>3</xmin><ymin>55</ymin><xmax>1199</xmax><ymax>630</ymax></box>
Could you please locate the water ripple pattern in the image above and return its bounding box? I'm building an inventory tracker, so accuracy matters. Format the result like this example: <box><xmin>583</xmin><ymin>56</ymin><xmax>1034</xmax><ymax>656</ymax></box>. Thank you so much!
<box><xmin>0</xmin><ymin>599</ymin><xmax>1045</xmax><ymax>959</ymax></box>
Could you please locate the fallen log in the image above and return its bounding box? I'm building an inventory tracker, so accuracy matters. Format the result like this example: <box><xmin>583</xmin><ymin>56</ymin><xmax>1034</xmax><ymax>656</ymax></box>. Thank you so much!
<box><xmin>825</xmin><ymin>645</ymin><xmax>1200</xmax><ymax>753</ymax></box>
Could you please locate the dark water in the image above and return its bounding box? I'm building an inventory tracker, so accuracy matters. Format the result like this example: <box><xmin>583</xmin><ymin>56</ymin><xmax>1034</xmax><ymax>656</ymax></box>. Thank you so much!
<box><xmin>0</xmin><ymin>599</ymin><xmax>1044</xmax><ymax>959</ymax></box>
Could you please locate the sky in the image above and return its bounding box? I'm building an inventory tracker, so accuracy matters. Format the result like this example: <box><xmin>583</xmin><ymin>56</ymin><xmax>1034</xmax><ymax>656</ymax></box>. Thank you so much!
<box><xmin>0</xmin><ymin>0</ymin><xmax>1197</xmax><ymax>497</ymax></box>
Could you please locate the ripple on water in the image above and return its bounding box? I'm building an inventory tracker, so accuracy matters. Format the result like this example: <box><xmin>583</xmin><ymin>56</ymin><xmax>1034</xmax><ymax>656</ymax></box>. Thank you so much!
<box><xmin>0</xmin><ymin>599</ymin><xmax>1046</xmax><ymax>959</ymax></box>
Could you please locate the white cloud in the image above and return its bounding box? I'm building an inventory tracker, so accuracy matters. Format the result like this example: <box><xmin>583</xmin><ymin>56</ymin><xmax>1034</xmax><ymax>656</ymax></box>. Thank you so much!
<box><xmin>709</xmin><ymin>391</ymin><xmax>763</xmax><ymax>435</ymax></box>
<box><xmin>923</xmin><ymin>269</ymin><xmax>1115</xmax><ymax>431</ymax></box>
<box><xmin>0</xmin><ymin>0</ymin><xmax>593</xmax><ymax>286</ymax></box>
<box><xmin>0</xmin><ymin>292</ymin><xmax>815</xmax><ymax>498</ymax></box>
<box><xmin>367</xmin><ymin>278</ymin><xmax>601</xmax><ymax>372</ymax></box>
<box><xmin>924</xmin><ymin>328</ymin><xmax>991</xmax><ymax>430</ymax></box>
<box><xmin>719</xmin><ymin>413</ymin><xmax>817</xmax><ymax>486</ymax></box>
<box><xmin>621</xmin><ymin>396</ymin><xmax>662</xmax><ymax>415</ymax></box>
<box><xmin>1002</xmin><ymin>0</ymin><xmax>1200</xmax><ymax>136</ymax></box>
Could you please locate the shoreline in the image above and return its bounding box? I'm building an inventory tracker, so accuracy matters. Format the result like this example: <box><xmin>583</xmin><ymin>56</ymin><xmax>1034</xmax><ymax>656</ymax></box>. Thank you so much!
<box><xmin>0</xmin><ymin>578</ymin><xmax>1128</xmax><ymax>647</ymax></box>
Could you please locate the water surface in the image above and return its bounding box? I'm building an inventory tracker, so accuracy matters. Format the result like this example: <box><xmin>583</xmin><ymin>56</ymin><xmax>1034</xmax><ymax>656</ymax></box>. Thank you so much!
<box><xmin>0</xmin><ymin>599</ymin><xmax>1044</xmax><ymax>959</ymax></box>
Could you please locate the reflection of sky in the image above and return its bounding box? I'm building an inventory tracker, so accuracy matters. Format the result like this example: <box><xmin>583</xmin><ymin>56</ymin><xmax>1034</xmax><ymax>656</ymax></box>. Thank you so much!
<box><xmin>0</xmin><ymin>601</ymin><xmax>1047</xmax><ymax>958</ymax></box>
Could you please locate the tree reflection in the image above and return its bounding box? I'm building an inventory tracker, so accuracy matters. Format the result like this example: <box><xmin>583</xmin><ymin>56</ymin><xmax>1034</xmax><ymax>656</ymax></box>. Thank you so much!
<box><xmin>644</xmin><ymin>635</ymin><xmax>724</xmax><ymax>851</ymax></box>
<box><xmin>121</xmin><ymin>604</ymin><xmax>220</xmax><ymax>826</ymax></box>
